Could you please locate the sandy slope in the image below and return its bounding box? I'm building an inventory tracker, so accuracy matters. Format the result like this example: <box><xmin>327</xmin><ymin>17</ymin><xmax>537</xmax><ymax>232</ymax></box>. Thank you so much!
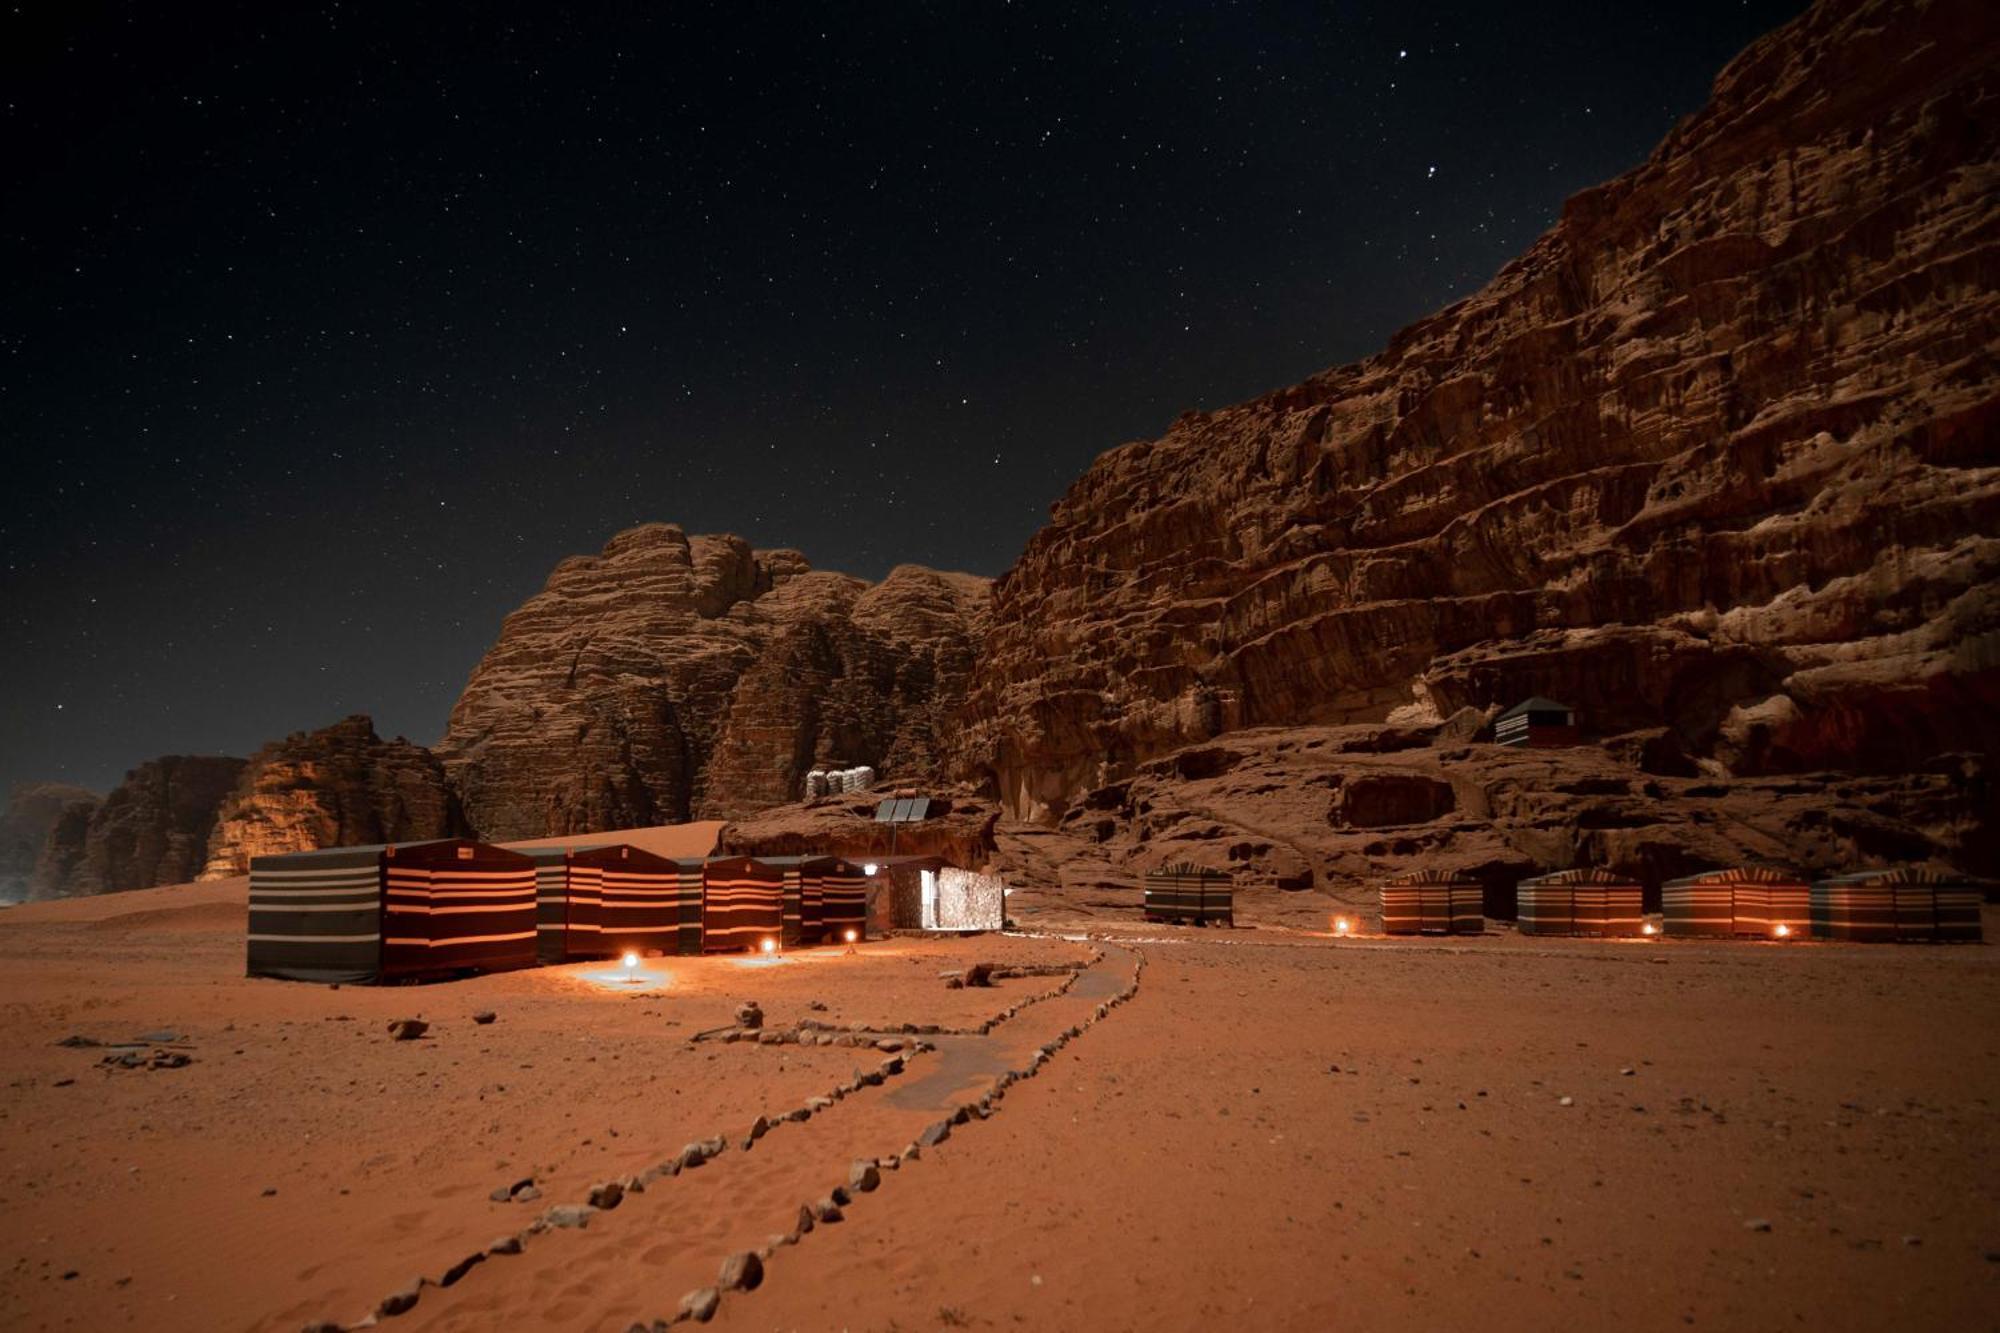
<box><xmin>1</xmin><ymin>885</ymin><xmax>1993</xmax><ymax>1331</ymax></box>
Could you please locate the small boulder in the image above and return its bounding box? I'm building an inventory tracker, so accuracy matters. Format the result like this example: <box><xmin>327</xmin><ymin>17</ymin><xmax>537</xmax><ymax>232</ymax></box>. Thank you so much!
<box><xmin>717</xmin><ymin>1250</ymin><xmax>764</xmax><ymax>1292</ymax></box>
<box><xmin>387</xmin><ymin>1019</ymin><xmax>429</xmax><ymax>1042</ymax></box>
<box><xmin>917</xmin><ymin>1119</ymin><xmax>953</xmax><ymax>1148</ymax></box>
<box><xmin>376</xmin><ymin>1278</ymin><xmax>425</xmax><ymax>1316</ymax></box>
<box><xmin>848</xmin><ymin>1160</ymin><xmax>881</xmax><ymax>1193</ymax></box>
<box><xmin>472</xmin><ymin>1010</ymin><xmax>497</xmax><ymax>1026</ymax></box>
<box><xmin>586</xmin><ymin>1180</ymin><xmax>624</xmax><ymax>1210</ymax></box>
<box><xmin>487</xmin><ymin>1234</ymin><xmax>523</xmax><ymax>1256</ymax></box>
<box><xmin>679</xmin><ymin>1287</ymin><xmax>721</xmax><ymax>1323</ymax></box>
<box><xmin>544</xmin><ymin>1204</ymin><xmax>597</xmax><ymax>1229</ymax></box>
<box><xmin>735</xmin><ymin>1001</ymin><xmax>764</xmax><ymax>1031</ymax></box>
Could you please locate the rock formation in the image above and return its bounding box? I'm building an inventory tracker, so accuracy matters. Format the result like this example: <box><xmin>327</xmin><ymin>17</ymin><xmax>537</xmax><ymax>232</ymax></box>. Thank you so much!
<box><xmin>0</xmin><ymin>782</ymin><xmax>98</xmax><ymax>902</ymax></box>
<box><xmin>954</xmin><ymin>0</ymin><xmax>2000</xmax><ymax>830</ymax></box>
<box><xmin>997</xmin><ymin>721</ymin><xmax>1995</xmax><ymax>915</ymax></box>
<box><xmin>30</xmin><ymin>756</ymin><xmax>246</xmax><ymax>898</ymax></box>
<box><xmin>437</xmin><ymin>523</ymin><xmax>990</xmax><ymax>840</ymax></box>
<box><xmin>717</xmin><ymin>791</ymin><xmax>1001</xmax><ymax>869</ymax></box>
<box><xmin>200</xmin><ymin>715</ymin><xmax>464</xmax><ymax>878</ymax></box>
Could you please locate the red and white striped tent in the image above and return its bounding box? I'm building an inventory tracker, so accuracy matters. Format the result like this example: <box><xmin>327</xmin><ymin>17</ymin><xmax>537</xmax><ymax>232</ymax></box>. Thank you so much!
<box><xmin>247</xmin><ymin>839</ymin><xmax>536</xmax><ymax>983</ymax></box>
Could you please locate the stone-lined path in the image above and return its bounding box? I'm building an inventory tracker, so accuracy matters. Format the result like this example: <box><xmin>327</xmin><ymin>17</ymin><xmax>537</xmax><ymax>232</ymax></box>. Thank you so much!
<box><xmin>305</xmin><ymin>940</ymin><xmax>1144</xmax><ymax>1331</ymax></box>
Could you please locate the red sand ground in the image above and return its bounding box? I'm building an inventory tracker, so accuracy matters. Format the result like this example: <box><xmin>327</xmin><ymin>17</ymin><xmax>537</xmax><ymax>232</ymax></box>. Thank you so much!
<box><xmin>1</xmin><ymin>881</ymin><xmax>1994</xmax><ymax>1331</ymax></box>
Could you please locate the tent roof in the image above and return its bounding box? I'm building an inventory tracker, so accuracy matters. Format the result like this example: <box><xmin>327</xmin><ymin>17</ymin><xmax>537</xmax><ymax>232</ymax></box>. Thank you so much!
<box><xmin>498</xmin><ymin>821</ymin><xmax>723</xmax><ymax>860</ymax></box>
<box><xmin>1495</xmin><ymin>696</ymin><xmax>1574</xmax><ymax>721</ymax></box>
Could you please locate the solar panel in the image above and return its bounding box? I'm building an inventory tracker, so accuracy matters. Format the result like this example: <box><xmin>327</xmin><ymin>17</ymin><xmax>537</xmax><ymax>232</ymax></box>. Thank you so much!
<box><xmin>872</xmin><ymin>797</ymin><xmax>933</xmax><ymax>823</ymax></box>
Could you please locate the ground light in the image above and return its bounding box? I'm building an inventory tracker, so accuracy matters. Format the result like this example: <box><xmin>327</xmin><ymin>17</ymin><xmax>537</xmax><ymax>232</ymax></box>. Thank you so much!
<box><xmin>760</xmin><ymin>936</ymin><xmax>777</xmax><ymax>955</ymax></box>
<box><xmin>1333</xmin><ymin>916</ymin><xmax>1351</xmax><ymax>936</ymax></box>
<box><xmin>1642</xmin><ymin>923</ymin><xmax>1658</xmax><ymax>936</ymax></box>
<box><xmin>862</xmin><ymin>862</ymin><xmax>879</xmax><ymax>876</ymax></box>
<box><xmin>1774</xmin><ymin>923</ymin><xmax>1792</xmax><ymax>938</ymax></box>
<box><xmin>843</xmin><ymin>929</ymin><xmax>858</xmax><ymax>944</ymax></box>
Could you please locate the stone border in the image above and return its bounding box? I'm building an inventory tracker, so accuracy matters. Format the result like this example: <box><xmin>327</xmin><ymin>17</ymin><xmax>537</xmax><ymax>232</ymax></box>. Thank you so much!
<box><xmin>299</xmin><ymin>1044</ymin><xmax>931</xmax><ymax>1331</ymax></box>
<box><xmin>646</xmin><ymin>945</ymin><xmax>1147</xmax><ymax>1326</ymax></box>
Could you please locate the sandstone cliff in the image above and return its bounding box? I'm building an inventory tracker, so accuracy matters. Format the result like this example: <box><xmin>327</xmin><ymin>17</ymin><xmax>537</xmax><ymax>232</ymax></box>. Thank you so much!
<box><xmin>436</xmin><ymin>524</ymin><xmax>990</xmax><ymax>839</ymax></box>
<box><xmin>954</xmin><ymin>0</ymin><xmax>2000</xmax><ymax>827</ymax></box>
<box><xmin>991</xmin><ymin>721</ymin><xmax>1994</xmax><ymax>918</ymax></box>
<box><xmin>200</xmin><ymin>715</ymin><xmax>464</xmax><ymax>878</ymax></box>
<box><xmin>30</xmin><ymin>756</ymin><xmax>246</xmax><ymax>898</ymax></box>
<box><xmin>0</xmin><ymin>782</ymin><xmax>98</xmax><ymax>902</ymax></box>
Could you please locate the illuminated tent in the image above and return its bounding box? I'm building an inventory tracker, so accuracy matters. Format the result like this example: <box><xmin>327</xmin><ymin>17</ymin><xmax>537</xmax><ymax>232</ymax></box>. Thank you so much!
<box><xmin>574</xmin><ymin>844</ymin><xmax>701</xmax><ymax>958</ymax></box>
<box><xmin>820</xmin><ymin>858</ymin><xmax>870</xmax><ymax>943</ymax></box>
<box><xmin>1380</xmin><ymin>869</ymin><xmax>1484</xmax><ymax>935</ymax></box>
<box><xmin>1143</xmin><ymin>863</ymin><xmax>1234</xmax><ymax>927</ymax></box>
<box><xmin>701</xmin><ymin>855</ymin><xmax>786</xmax><ymax>953</ymax></box>
<box><xmin>1661</xmin><ymin>866</ymin><xmax>1809</xmax><ymax>939</ymax></box>
<box><xmin>1515</xmin><ymin>867</ymin><xmax>1644</xmax><ymax>937</ymax></box>
<box><xmin>762</xmin><ymin>854</ymin><xmax>869</xmax><ymax>946</ymax></box>
<box><xmin>518</xmin><ymin>845</ymin><xmax>604</xmax><ymax>963</ymax></box>
<box><xmin>247</xmin><ymin>839</ymin><xmax>536</xmax><ymax>983</ymax></box>
<box><xmin>1811</xmin><ymin>867</ymin><xmax>1985</xmax><ymax>942</ymax></box>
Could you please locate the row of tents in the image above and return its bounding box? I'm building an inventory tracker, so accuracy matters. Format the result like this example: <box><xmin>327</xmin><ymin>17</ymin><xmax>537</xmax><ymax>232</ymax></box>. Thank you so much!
<box><xmin>246</xmin><ymin>839</ymin><xmax>873</xmax><ymax>985</ymax></box>
<box><xmin>1142</xmin><ymin>863</ymin><xmax>1986</xmax><ymax>942</ymax></box>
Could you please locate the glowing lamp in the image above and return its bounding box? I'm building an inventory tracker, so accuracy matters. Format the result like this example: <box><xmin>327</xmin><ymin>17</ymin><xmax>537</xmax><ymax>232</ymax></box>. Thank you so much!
<box><xmin>1641</xmin><ymin>923</ymin><xmax>1658</xmax><ymax>936</ymax></box>
<box><xmin>760</xmin><ymin>937</ymin><xmax>777</xmax><ymax>955</ymax></box>
<box><xmin>1333</xmin><ymin>916</ymin><xmax>1351</xmax><ymax>936</ymax></box>
<box><xmin>1773</xmin><ymin>923</ymin><xmax>1792</xmax><ymax>938</ymax></box>
<box><xmin>622</xmin><ymin>951</ymin><xmax>640</xmax><ymax>970</ymax></box>
<box><xmin>862</xmin><ymin>862</ymin><xmax>879</xmax><ymax>876</ymax></box>
<box><xmin>843</xmin><ymin>929</ymin><xmax>858</xmax><ymax>944</ymax></box>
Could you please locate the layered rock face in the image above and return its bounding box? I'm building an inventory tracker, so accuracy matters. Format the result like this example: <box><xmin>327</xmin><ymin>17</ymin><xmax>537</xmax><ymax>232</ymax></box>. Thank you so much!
<box><xmin>30</xmin><ymin>756</ymin><xmax>246</xmax><ymax>898</ymax></box>
<box><xmin>998</xmin><ymin>721</ymin><xmax>1995</xmax><ymax>915</ymax></box>
<box><xmin>200</xmin><ymin>715</ymin><xmax>464</xmax><ymax>878</ymax></box>
<box><xmin>955</xmin><ymin>0</ymin><xmax>2000</xmax><ymax>824</ymax></box>
<box><xmin>0</xmin><ymin>783</ymin><xmax>98</xmax><ymax>901</ymax></box>
<box><xmin>437</xmin><ymin>524</ymin><xmax>989</xmax><ymax>839</ymax></box>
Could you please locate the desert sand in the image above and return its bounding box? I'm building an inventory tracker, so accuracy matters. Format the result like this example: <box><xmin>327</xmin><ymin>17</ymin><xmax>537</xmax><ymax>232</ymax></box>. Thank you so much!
<box><xmin>1</xmin><ymin>880</ymin><xmax>1994</xmax><ymax>1332</ymax></box>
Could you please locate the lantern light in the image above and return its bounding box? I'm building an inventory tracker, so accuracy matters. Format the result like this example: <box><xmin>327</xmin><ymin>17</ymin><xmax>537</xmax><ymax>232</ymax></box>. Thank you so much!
<box><xmin>622</xmin><ymin>951</ymin><xmax>640</xmax><ymax>969</ymax></box>
<box><xmin>843</xmin><ymin>929</ymin><xmax>858</xmax><ymax>944</ymax></box>
<box><xmin>1642</xmin><ymin>923</ymin><xmax>1658</xmax><ymax>936</ymax></box>
<box><xmin>1333</xmin><ymin>916</ymin><xmax>1351</xmax><ymax>936</ymax></box>
<box><xmin>862</xmin><ymin>862</ymin><xmax>879</xmax><ymax>876</ymax></box>
<box><xmin>1773</xmin><ymin>923</ymin><xmax>1791</xmax><ymax>938</ymax></box>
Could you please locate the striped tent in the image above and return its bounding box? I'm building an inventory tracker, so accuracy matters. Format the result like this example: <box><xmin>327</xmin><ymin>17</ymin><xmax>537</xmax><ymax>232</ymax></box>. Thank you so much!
<box><xmin>1143</xmin><ymin>863</ymin><xmax>1234</xmax><ymax>927</ymax></box>
<box><xmin>1516</xmin><ymin>867</ymin><xmax>1644</xmax><ymax>937</ymax></box>
<box><xmin>820</xmin><ymin>860</ymin><xmax>870</xmax><ymax>943</ymax></box>
<box><xmin>519</xmin><ymin>846</ymin><xmax>603</xmax><ymax>963</ymax></box>
<box><xmin>247</xmin><ymin>839</ymin><xmax>536</xmax><ymax>983</ymax></box>
<box><xmin>762</xmin><ymin>855</ymin><xmax>867</xmax><ymax>947</ymax></box>
<box><xmin>1380</xmin><ymin>869</ymin><xmax>1484</xmax><ymax>935</ymax></box>
<box><xmin>1812</xmin><ymin>867</ymin><xmax>1985</xmax><ymax>942</ymax></box>
<box><xmin>701</xmin><ymin>856</ymin><xmax>785</xmax><ymax>953</ymax></box>
<box><xmin>577</xmin><ymin>844</ymin><xmax>698</xmax><ymax>958</ymax></box>
<box><xmin>1662</xmin><ymin>866</ymin><xmax>1809</xmax><ymax>939</ymax></box>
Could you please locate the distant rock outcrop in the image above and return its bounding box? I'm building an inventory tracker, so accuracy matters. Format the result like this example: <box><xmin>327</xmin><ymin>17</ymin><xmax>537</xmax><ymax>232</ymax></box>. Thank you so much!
<box><xmin>200</xmin><ymin>715</ymin><xmax>464</xmax><ymax>879</ymax></box>
<box><xmin>953</xmin><ymin>0</ymin><xmax>2000</xmax><ymax>826</ymax></box>
<box><xmin>436</xmin><ymin>523</ymin><xmax>990</xmax><ymax>839</ymax></box>
<box><xmin>0</xmin><ymin>782</ymin><xmax>98</xmax><ymax>902</ymax></box>
<box><xmin>30</xmin><ymin>756</ymin><xmax>246</xmax><ymax>898</ymax></box>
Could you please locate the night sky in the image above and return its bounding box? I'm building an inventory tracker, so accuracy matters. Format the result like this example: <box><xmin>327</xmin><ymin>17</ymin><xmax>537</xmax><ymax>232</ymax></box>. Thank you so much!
<box><xmin>2</xmin><ymin>1</ymin><xmax>1804</xmax><ymax>797</ymax></box>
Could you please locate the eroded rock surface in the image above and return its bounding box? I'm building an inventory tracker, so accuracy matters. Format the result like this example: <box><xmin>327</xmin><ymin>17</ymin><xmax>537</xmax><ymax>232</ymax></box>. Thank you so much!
<box><xmin>31</xmin><ymin>756</ymin><xmax>245</xmax><ymax>898</ymax></box>
<box><xmin>437</xmin><ymin>524</ymin><xmax>989</xmax><ymax>839</ymax></box>
<box><xmin>0</xmin><ymin>782</ymin><xmax>98</xmax><ymax>901</ymax></box>
<box><xmin>201</xmin><ymin>715</ymin><xmax>464</xmax><ymax>878</ymax></box>
<box><xmin>954</xmin><ymin>0</ymin><xmax>2000</xmax><ymax>823</ymax></box>
<box><xmin>998</xmin><ymin>722</ymin><xmax>1995</xmax><ymax>920</ymax></box>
